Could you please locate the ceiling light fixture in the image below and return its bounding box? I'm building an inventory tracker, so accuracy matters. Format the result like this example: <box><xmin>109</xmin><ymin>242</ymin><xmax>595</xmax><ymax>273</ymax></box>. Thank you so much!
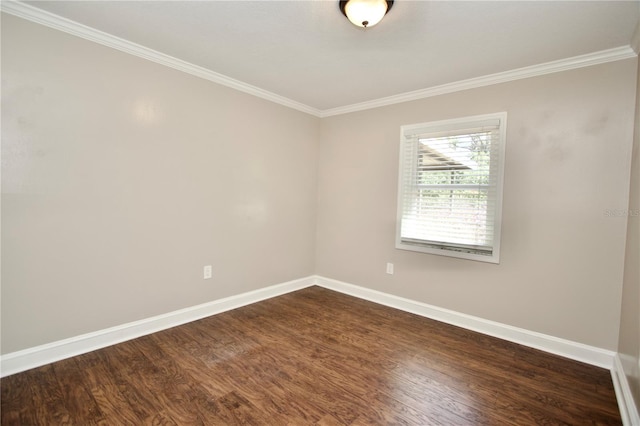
<box><xmin>339</xmin><ymin>0</ymin><xmax>394</xmax><ymax>29</ymax></box>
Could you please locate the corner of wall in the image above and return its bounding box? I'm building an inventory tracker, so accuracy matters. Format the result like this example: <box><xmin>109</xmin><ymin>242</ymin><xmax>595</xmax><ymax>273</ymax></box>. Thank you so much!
<box><xmin>613</xmin><ymin>354</ymin><xmax>640</xmax><ymax>426</ymax></box>
<box><xmin>632</xmin><ymin>13</ymin><xmax>640</xmax><ymax>54</ymax></box>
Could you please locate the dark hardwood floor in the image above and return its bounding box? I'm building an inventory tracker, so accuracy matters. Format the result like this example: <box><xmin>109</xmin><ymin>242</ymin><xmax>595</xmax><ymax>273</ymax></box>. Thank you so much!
<box><xmin>1</xmin><ymin>286</ymin><xmax>621</xmax><ymax>425</ymax></box>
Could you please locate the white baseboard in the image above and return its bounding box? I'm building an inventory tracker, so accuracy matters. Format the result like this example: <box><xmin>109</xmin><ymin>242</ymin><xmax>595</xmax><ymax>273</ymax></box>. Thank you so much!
<box><xmin>0</xmin><ymin>274</ymin><xmax>619</xmax><ymax>379</ymax></box>
<box><xmin>313</xmin><ymin>275</ymin><xmax>616</xmax><ymax>369</ymax></box>
<box><xmin>3</xmin><ymin>274</ymin><xmax>631</xmax><ymax>421</ymax></box>
<box><xmin>0</xmin><ymin>276</ymin><xmax>315</xmax><ymax>377</ymax></box>
<box><xmin>612</xmin><ymin>354</ymin><xmax>640</xmax><ymax>426</ymax></box>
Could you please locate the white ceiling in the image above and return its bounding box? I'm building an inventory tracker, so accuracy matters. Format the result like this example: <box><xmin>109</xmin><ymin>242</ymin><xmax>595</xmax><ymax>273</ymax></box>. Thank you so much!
<box><xmin>17</xmin><ymin>1</ymin><xmax>640</xmax><ymax>113</ymax></box>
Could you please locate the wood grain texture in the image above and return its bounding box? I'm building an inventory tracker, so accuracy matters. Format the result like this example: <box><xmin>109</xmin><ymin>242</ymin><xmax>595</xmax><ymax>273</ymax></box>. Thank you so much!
<box><xmin>1</xmin><ymin>286</ymin><xmax>621</xmax><ymax>425</ymax></box>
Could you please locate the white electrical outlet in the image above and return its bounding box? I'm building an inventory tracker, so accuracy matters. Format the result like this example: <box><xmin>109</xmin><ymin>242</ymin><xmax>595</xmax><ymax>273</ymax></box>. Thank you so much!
<box><xmin>386</xmin><ymin>262</ymin><xmax>394</xmax><ymax>275</ymax></box>
<box><xmin>203</xmin><ymin>265</ymin><xmax>212</xmax><ymax>279</ymax></box>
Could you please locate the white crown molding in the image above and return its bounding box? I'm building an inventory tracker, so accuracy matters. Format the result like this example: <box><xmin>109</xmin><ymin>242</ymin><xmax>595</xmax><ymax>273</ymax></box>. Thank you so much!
<box><xmin>319</xmin><ymin>46</ymin><xmax>638</xmax><ymax>117</ymax></box>
<box><xmin>0</xmin><ymin>276</ymin><xmax>315</xmax><ymax>378</ymax></box>
<box><xmin>314</xmin><ymin>276</ymin><xmax>616</xmax><ymax>369</ymax></box>
<box><xmin>0</xmin><ymin>0</ymin><xmax>323</xmax><ymax>117</ymax></box>
<box><xmin>1</xmin><ymin>2</ymin><xmax>638</xmax><ymax>117</ymax></box>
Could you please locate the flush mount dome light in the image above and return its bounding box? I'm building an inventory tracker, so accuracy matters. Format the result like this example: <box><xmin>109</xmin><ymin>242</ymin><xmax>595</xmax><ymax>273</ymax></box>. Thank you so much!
<box><xmin>339</xmin><ymin>0</ymin><xmax>394</xmax><ymax>28</ymax></box>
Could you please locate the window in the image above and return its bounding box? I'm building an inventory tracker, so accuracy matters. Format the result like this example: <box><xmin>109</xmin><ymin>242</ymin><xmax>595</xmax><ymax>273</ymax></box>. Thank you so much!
<box><xmin>396</xmin><ymin>113</ymin><xmax>507</xmax><ymax>263</ymax></box>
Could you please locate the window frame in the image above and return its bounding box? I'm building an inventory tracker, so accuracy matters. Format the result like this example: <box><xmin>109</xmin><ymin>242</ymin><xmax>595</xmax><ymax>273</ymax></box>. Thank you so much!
<box><xmin>395</xmin><ymin>112</ymin><xmax>507</xmax><ymax>264</ymax></box>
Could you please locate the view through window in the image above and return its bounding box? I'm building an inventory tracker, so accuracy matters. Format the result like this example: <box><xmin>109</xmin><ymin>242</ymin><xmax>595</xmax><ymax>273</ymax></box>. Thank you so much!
<box><xmin>397</xmin><ymin>113</ymin><xmax>507</xmax><ymax>263</ymax></box>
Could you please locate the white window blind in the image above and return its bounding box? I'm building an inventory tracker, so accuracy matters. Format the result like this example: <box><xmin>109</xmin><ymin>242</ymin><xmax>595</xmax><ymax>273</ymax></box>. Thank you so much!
<box><xmin>396</xmin><ymin>113</ymin><xmax>507</xmax><ymax>263</ymax></box>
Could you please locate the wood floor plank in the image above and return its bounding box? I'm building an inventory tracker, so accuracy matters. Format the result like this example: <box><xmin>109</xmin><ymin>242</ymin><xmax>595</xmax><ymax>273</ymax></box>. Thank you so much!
<box><xmin>234</xmin><ymin>292</ymin><xmax>509</xmax><ymax>424</ymax></box>
<box><xmin>0</xmin><ymin>365</ymin><xmax>39</xmax><ymax>425</ymax></box>
<box><xmin>97</xmin><ymin>343</ymin><xmax>178</xmax><ymax>423</ymax></box>
<box><xmin>73</xmin><ymin>350</ymin><xmax>142</xmax><ymax>425</ymax></box>
<box><xmin>16</xmin><ymin>363</ymin><xmax>74</xmax><ymax>426</ymax></box>
<box><xmin>1</xmin><ymin>286</ymin><xmax>622</xmax><ymax>425</ymax></box>
<box><xmin>52</xmin><ymin>357</ymin><xmax>106</xmax><ymax>424</ymax></box>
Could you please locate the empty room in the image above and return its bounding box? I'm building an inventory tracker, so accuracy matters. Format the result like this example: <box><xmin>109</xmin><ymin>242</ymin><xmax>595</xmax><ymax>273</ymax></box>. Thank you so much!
<box><xmin>2</xmin><ymin>0</ymin><xmax>640</xmax><ymax>424</ymax></box>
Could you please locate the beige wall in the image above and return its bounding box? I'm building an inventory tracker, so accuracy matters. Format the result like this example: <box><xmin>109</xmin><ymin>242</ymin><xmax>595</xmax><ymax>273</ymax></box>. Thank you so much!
<box><xmin>2</xmin><ymin>12</ymin><xmax>638</xmax><ymax>357</ymax></box>
<box><xmin>1</xmin><ymin>15</ymin><xmax>320</xmax><ymax>353</ymax></box>
<box><xmin>316</xmin><ymin>59</ymin><xmax>637</xmax><ymax>350</ymax></box>
<box><xmin>617</xmin><ymin>28</ymin><xmax>640</xmax><ymax>408</ymax></box>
